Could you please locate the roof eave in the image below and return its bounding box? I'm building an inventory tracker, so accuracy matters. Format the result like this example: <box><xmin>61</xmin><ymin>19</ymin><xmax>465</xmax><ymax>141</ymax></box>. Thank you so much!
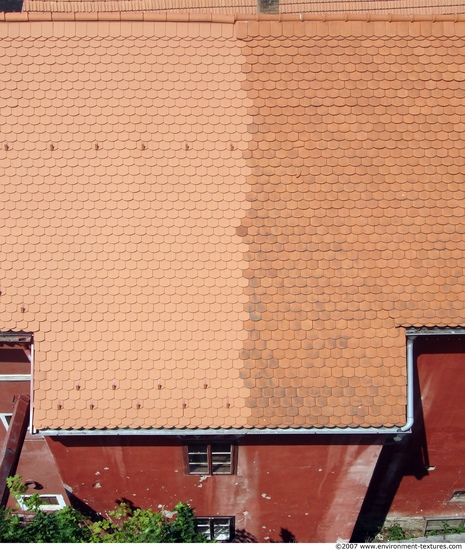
<box><xmin>36</xmin><ymin>426</ymin><xmax>410</xmax><ymax>436</ymax></box>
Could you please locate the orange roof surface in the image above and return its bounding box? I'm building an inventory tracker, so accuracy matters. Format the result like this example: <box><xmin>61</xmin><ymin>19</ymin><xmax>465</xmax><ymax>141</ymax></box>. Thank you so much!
<box><xmin>1</xmin><ymin>14</ymin><xmax>465</xmax><ymax>431</ymax></box>
<box><xmin>22</xmin><ymin>0</ymin><xmax>465</xmax><ymax>14</ymax></box>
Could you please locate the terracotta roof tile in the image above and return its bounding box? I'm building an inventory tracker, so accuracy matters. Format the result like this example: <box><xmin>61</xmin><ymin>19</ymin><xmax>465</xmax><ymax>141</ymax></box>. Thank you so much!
<box><xmin>1</xmin><ymin>16</ymin><xmax>464</xmax><ymax>431</ymax></box>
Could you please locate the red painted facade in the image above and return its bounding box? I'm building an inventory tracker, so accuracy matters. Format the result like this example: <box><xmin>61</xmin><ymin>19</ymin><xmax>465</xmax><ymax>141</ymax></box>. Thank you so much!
<box><xmin>390</xmin><ymin>336</ymin><xmax>465</xmax><ymax>520</ymax></box>
<box><xmin>0</xmin><ymin>340</ymin><xmax>69</xmax><ymax>512</ymax></box>
<box><xmin>353</xmin><ymin>335</ymin><xmax>465</xmax><ymax>539</ymax></box>
<box><xmin>47</xmin><ymin>434</ymin><xmax>383</xmax><ymax>543</ymax></box>
<box><xmin>0</xmin><ymin>343</ymin><xmax>31</xmax><ymax>456</ymax></box>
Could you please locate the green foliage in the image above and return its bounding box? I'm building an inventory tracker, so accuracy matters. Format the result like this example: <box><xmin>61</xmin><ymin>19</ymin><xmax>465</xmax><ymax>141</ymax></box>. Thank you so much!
<box><xmin>0</xmin><ymin>475</ymin><xmax>208</xmax><ymax>543</ymax></box>
<box><xmin>20</xmin><ymin>507</ymin><xmax>91</xmax><ymax>543</ymax></box>
<box><xmin>2</xmin><ymin>475</ymin><xmax>91</xmax><ymax>543</ymax></box>
<box><xmin>6</xmin><ymin>475</ymin><xmax>27</xmax><ymax>497</ymax></box>
<box><xmin>443</xmin><ymin>521</ymin><xmax>465</xmax><ymax>535</ymax></box>
<box><xmin>0</xmin><ymin>507</ymin><xmax>22</xmax><ymax>543</ymax></box>
<box><xmin>170</xmin><ymin>502</ymin><xmax>206</xmax><ymax>542</ymax></box>
<box><xmin>89</xmin><ymin>501</ymin><xmax>207</xmax><ymax>543</ymax></box>
<box><xmin>384</xmin><ymin>521</ymin><xmax>409</xmax><ymax>541</ymax></box>
<box><xmin>428</xmin><ymin>521</ymin><xmax>465</xmax><ymax>536</ymax></box>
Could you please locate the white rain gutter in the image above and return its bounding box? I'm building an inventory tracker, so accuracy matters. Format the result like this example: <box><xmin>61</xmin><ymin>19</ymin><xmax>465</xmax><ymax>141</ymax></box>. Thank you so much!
<box><xmin>37</xmin><ymin>426</ymin><xmax>406</xmax><ymax>437</ymax></box>
<box><xmin>400</xmin><ymin>334</ymin><xmax>415</xmax><ymax>433</ymax></box>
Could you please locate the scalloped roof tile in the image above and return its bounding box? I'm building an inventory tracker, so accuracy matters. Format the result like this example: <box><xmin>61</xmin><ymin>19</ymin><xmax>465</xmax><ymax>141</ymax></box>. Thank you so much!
<box><xmin>1</xmin><ymin>14</ymin><xmax>465</xmax><ymax>431</ymax></box>
<box><xmin>21</xmin><ymin>0</ymin><xmax>465</xmax><ymax>12</ymax></box>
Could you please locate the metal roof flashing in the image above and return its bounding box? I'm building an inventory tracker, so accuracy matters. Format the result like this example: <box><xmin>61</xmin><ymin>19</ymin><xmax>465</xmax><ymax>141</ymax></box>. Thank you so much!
<box><xmin>0</xmin><ymin>332</ymin><xmax>33</xmax><ymax>344</ymax></box>
<box><xmin>405</xmin><ymin>327</ymin><xmax>465</xmax><ymax>336</ymax></box>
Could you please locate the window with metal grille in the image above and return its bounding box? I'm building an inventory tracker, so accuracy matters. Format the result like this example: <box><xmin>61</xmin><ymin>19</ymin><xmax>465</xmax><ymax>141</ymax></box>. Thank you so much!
<box><xmin>196</xmin><ymin>516</ymin><xmax>235</xmax><ymax>541</ymax></box>
<box><xmin>184</xmin><ymin>441</ymin><xmax>237</xmax><ymax>475</ymax></box>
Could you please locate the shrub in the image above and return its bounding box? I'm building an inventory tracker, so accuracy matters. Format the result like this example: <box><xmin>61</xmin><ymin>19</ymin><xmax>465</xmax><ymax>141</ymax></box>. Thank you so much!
<box><xmin>0</xmin><ymin>475</ymin><xmax>207</xmax><ymax>543</ymax></box>
<box><xmin>89</xmin><ymin>501</ymin><xmax>207</xmax><ymax>543</ymax></box>
<box><xmin>385</xmin><ymin>521</ymin><xmax>408</xmax><ymax>541</ymax></box>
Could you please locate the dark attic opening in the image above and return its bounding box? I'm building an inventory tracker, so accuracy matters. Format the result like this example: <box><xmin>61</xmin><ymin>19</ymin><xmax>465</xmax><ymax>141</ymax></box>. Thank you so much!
<box><xmin>0</xmin><ymin>0</ymin><xmax>23</xmax><ymax>11</ymax></box>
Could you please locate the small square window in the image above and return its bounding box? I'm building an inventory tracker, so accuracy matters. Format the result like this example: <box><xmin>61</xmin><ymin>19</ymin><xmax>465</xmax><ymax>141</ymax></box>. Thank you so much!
<box><xmin>17</xmin><ymin>494</ymin><xmax>66</xmax><ymax>512</ymax></box>
<box><xmin>196</xmin><ymin>516</ymin><xmax>235</xmax><ymax>541</ymax></box>
<box><xmin>184</xmin><ymin>441</ymin><xmax>237</xmax><ymax>475</ymax></box>
<box><xmin>0</xmin><ymin>413</ymin><xmax>12</xmax><ymax>430</ymax></box>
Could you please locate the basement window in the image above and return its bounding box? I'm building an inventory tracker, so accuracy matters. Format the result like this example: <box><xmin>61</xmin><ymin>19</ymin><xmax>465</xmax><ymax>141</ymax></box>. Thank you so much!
<box><xmin>16</xmin><ymin>494</ymin><xmax>66</xmax><ymax>512</ymax></box>
<box><xmin>196</xmin><ymin>516</ymin><xmax>235</xmax><ymax>541</ymax></box>
<box><xmin>450</xmin><ymin>491</ymin><xmax>465</xmax><ymax>502</ymax></box>
<box><xmin>424</xmin><ymin>517</ymin><xmax>465</xmax><ymax>535</ymax></box>
<box><xmin>184</xmin><ymin>441</ymin><xmax>237</xmax><ymax>475</ymax></box>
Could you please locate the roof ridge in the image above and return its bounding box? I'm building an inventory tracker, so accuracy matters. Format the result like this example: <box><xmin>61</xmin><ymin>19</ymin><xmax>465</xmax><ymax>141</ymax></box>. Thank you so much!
<box><xmin>3</xmin><ymin>11</ymin><xmax>465</xmax><ymax>22</ymax></box>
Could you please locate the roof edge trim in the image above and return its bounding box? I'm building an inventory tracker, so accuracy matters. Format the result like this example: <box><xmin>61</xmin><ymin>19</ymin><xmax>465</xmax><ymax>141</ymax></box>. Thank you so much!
<box><xmin>405</xmin><ymin>326</ymin><xmax>465</xmax><ymax>336</ymax></box>
<box><xmin>3</xmin><ymin>11</ymin><xmax>465</xmax><ymax>23</ymax></box>
<box><xmin>0</xmin><ymin>331</ymin><xmax>33</xmax><ymax>343</ymax></box>
<box><xmin>36</xmin><ymin>426</ymin><xmax>409</xmax><ymax>436</ymax></box>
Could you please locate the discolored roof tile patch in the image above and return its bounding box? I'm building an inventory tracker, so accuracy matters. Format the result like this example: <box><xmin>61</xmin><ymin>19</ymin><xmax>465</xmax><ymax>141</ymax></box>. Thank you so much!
<box><xmin>237</xmin><ymin>22</ymin><xmax>465</xmax><ymax>428</ymax></box>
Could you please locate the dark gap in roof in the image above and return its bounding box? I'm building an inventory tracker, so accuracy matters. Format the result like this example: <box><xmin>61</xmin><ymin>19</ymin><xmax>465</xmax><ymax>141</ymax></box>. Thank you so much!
<box><xmin>0</xmin><ymin>0</ymin><xmax>22</xmax><ymax>11</ymax></box>
<box><xmin>258</xmin><ymin>0</ymin><xmax>278</xmax><ymax>13</ymax></box>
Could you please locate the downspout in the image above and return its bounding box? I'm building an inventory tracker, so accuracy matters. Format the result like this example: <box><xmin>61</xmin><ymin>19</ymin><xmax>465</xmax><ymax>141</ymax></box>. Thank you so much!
<box><xmin>400</xmin><ymin>334</ymin><xmax>415</xmax><ymax>433</ymax></box>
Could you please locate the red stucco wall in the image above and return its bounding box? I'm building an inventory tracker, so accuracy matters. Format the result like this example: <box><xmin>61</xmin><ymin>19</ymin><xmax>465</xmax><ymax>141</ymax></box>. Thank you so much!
<box><xmin>47</xmin><ymin>434</ymin><xmax>383</xmax><ymax>542</ymax></box>
<box><xmin>0</xmin><ymin>346</ymin><xmax>30</xmax><ymax>455</ymax></box>
<box><xmin>389</xmin><ymin>336</ymin><xmax>465</xmax><ymax>520</ymax></box>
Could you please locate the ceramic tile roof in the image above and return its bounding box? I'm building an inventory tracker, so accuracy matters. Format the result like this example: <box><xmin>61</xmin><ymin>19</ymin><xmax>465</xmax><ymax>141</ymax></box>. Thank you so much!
<box><xmin>1</xmin><ymin>14</ymin><xmax>465</xmax><ymax>431</ymax></box>
<box><xmin>22</xmin><ymin>0</ymin><xmax>465</xmax><ymax>14</ymax></box>
<box><xmin>280</xmin><ymin>0</ymin><xmax>465</xmax><ymax>15</ymax></box>
<box><xmin>22</xmin><ymin>0</ymin><xmax>257</xmax><ymax>13</ymax></box>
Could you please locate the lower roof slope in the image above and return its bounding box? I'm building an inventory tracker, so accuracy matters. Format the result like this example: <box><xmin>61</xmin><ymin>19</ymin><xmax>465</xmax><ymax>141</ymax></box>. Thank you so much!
<box><xmin>22</xmin><ymin>0</ymin><xmax>465</xmax><ymax>14</ymax></box>
<box><xmin>0</xmin><ymin>16</ymin><xmax>464</xmax><ymax>431</ymax></box>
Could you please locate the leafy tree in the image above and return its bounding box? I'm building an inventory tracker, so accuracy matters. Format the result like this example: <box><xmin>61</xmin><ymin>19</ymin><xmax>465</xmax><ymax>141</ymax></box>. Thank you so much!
<box><xmin>0</xmin><ymin>475</ymin><xmax>207</xmax><ymax>543</ymax></box>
